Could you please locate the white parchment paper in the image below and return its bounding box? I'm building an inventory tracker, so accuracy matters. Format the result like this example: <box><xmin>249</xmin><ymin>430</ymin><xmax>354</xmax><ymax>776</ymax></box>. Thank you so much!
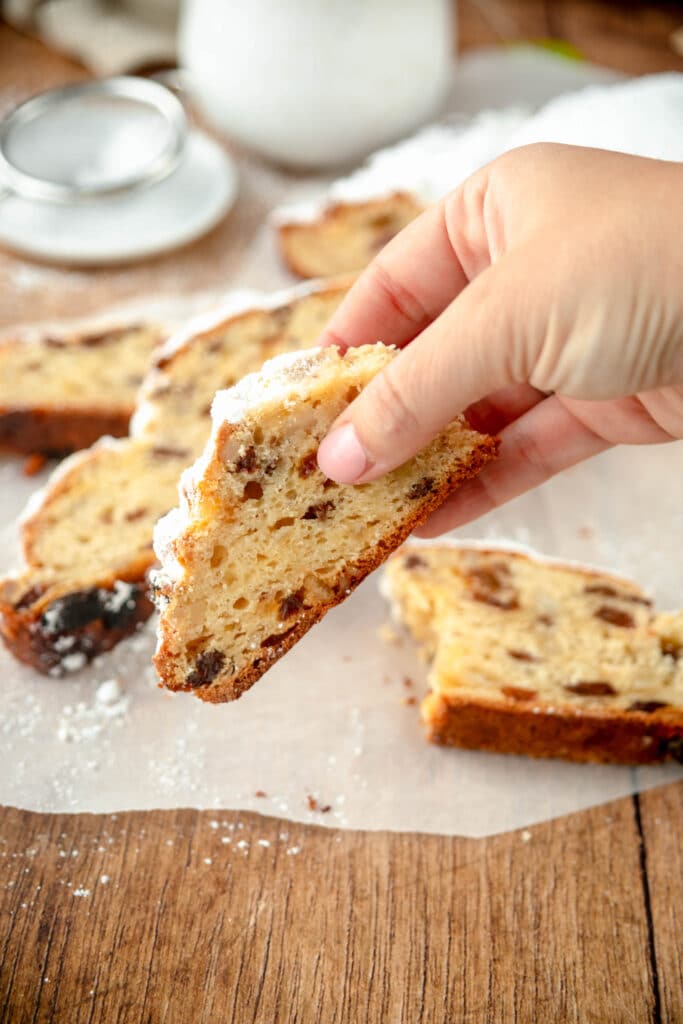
<box><xmin>2</xmin><ymin>440</ymin><xmax>681</xmax><ymax>836</ymax></box>
<box><xmin>0</xmin><ymin>50</ymin><xmax>681</xmax><ymax>836</ymax></box>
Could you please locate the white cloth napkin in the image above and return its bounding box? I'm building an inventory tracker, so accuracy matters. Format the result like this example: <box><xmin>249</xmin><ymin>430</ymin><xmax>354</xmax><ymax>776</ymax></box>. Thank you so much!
<box><xmin>2</xmin><ymin>0</ymin><xmax>178</xmax><ymax>74</ymax></box>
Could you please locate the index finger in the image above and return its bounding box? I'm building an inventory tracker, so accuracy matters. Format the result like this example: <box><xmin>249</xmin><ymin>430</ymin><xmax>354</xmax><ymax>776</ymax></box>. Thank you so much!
<box><xmin>318</xmin><ymin>171</ymin><xmax>492</xmax><ymax>352</ymax></box>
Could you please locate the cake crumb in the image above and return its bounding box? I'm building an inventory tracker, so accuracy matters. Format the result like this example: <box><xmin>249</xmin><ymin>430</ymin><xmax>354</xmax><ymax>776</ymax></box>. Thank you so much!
<box><xmin>254</xmin><ymin>789</ymin><xmax>267</xmax><ymax>798</ymax></box>
<box><xmin>401</xmin><ymin>696</ymin><xmax>417</xmax><ymax>706</ymax></box>
<box><xmin>378</xmin><ymin>622</ymin><xmax>400</xmax><ymax>645</ymax></box>
<box><xmin>520</xmin><ymin>829</ymin><xmax>532</xmax><ymax>842</ymax></box>
<box><xmin>23</xmin><ymin>453</ymin><xmax>48</xmax><ymax>477</ymax></box>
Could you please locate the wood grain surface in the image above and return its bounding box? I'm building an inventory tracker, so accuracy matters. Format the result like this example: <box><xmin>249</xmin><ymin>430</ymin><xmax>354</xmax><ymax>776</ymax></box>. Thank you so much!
<box><xmin>1</xmin><ymin>791</ymin><xmax>681</xmax><ymax>1023</ymax></box>
<box><xmin>1</xmin><ymin>4</ymin><xmax>683</xmax><ymax>1022</ymax></box>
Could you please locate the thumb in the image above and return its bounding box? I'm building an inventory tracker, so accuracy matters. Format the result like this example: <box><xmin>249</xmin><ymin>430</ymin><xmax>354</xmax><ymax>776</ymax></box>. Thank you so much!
<box><xmin>317</xmin><ymin>257</ymin><xmax>527</xmax><ymax>483</ymax></box>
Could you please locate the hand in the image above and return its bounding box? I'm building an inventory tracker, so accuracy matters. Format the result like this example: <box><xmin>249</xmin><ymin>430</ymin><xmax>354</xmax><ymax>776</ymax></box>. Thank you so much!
<box><xmin>316</xmin><ymin>144</ymin><xmax>683</xmax><ymax>535</ymax></box>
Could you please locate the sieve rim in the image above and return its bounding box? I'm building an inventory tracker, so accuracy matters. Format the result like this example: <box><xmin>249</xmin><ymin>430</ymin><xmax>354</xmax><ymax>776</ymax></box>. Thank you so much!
<box><xmin>0</xmin><ymin>76</ymin><xmax>189</xmax><ymax>204</ymax></box>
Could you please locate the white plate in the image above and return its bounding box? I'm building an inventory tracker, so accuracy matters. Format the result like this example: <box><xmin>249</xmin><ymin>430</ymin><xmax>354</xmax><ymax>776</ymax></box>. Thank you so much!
<box><xmin>0</xmin><ymin>129</ymin><xmax>237</xmax><ymax>265</ymax></box>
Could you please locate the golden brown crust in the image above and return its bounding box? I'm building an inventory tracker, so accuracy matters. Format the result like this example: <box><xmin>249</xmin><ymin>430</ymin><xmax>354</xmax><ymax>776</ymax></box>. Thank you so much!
<box><xmin>277</xmin><ymin>193</ymin><xmax>424</xmax><ymax>278</ymax></box>
<box><xmin>154</xmin><ymin>435</ymin><xmax>500</xmax><ymax>702</ymax></box>
<box><xmin>423</xmin><ymin>691</ymin><xmax>683</xmax><ymax>765</ymax></box>
<box><xmin>0</xmin><ymin>407</ymin><xmax>132</xmax><ymax>456</ymax></box>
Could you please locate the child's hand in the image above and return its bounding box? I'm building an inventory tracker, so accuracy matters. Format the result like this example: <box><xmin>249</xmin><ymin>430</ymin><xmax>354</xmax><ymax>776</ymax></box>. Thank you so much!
<box><xmin>316</xmin><ymin>144</ymin><xmax>683</xmax><ymax>534</ymax></box>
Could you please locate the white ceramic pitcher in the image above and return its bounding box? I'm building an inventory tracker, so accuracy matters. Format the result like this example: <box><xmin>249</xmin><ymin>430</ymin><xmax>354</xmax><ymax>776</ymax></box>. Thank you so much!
<box><xmin>179</xmin><ymin>0</ymin><xmax>454</xmax><ymax>167</ymax></box>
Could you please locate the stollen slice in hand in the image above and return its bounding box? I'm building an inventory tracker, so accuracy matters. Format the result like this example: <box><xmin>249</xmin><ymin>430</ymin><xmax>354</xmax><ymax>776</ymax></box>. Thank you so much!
<box><xmin>152</xmin><ymin>344</ymin><xmax>498</xmax><ymax>703</ymax></box>
<box><xmin>382</xmin><ymin>544</ymin><xmax>683</xmax><ymax>764</ymax></box>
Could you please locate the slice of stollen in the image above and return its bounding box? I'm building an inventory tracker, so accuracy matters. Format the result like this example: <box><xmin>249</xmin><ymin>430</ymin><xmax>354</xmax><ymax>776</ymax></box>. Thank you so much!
<box><xmin>0</xmin><ymin>280</ymin><xmax>350</xmax><ymax>675</ymax></box>
<box><xmin>382</xmin><ymin>544</ymin><xmax>683</xmax><ymax>764</ymax></box>
<box><xmin>152</xmin><ymin>344</ymin><xmax>498</xmax><ymax>702</ymax></box>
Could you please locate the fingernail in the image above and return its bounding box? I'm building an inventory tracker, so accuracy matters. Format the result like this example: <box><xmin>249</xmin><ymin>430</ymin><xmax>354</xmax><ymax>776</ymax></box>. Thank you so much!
<box><xmin>317</xmin><ymin>422</ymin><xmax>369</xmax><ymax>483</ymax></box>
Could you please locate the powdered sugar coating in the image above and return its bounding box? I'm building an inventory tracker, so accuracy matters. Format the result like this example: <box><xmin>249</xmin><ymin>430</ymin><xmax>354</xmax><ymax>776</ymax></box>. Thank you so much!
<box><xmin>273</xmin><ymin>110</ymin><xmax>527</xmax><ymax>225</ymax></box>
<box><xmin>210</xmin><ymin>347</ymin><xmax>325</xmax><ymax>426</ymax></box>
<box><xmin>275</xmin><ymin>72</ymin><xmax>683</xmax><ymax>227</ymax></box>
<box><xmin>152</xmin><ymin>347</ymin><xmax>327</xmax><ymax>592</ymax></box>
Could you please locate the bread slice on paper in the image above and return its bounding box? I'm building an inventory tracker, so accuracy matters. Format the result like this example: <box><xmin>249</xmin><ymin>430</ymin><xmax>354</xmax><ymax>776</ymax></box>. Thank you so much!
<box><xmin>0</xmin><ymin>320</ymin><xmax>165</xmax><ymax>455</ymax></box>
<box><xmin>382</xmin><ymin>544</ymin><xmax>683</xmax><ymax>764</ymax></box>
<box><xmin>152</xmin><ymin>345</ymin><xmax>498</xmax><ymax>703</ymax></box>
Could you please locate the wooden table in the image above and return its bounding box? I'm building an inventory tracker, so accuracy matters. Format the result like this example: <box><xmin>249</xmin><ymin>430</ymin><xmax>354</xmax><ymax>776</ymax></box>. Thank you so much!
<box><xmin>1</xmin><ymin>5</ymin><xmax>683</xmax><ymax>1021</ymax></box>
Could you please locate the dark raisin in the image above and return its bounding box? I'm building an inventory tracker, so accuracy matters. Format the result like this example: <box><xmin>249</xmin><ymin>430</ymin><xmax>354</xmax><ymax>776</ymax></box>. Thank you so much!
<box><xmin>594</xmin><ymin>606</ymin><xmax>635</xmax><ymax>629</ymax></box>
<box><xmin>125</xmin><ymin>508</ymin><xmax>148</xmax><ymax>522</ymax></box>
<box><xmin>298</xmin><ymin>451</ymin><xmax>319</xmax><ymax>478</ymax></box>
<box><xmin>264</xmin><ymin>459</ymin><xmax>279</xmax><ymax>476</ymax></box>
<box><xmin>370</xmin><ymin>212</ymin><xmax>394</xmax><ymax>230</ymax></box>
<box><xmin>660</xmin><ymin>638</ymin><xmax>681</xmax><ymax>660</ymax></box>
<box><xmin>584</xmin><ymin>583</ymin><xmax>651</xmax><ymax>606</ymax></box>
<box><xmin>151</xmin><ymin>446</ymin><xmax>190</xmax><ymax>459</ymax></box>
<box><xmin>302</xmin><ymin>500</ymin><xmax>335</xmax><ymax>520</ymax></box>
<box><xmin>537</xmin><ymin>614</ymin><xmax>554</xmax><ymax>626</ymax></box>
<box><xmin>322</xmin><ymin>478</ymin><xmax>338</xmax><ymax>490</ymax></box>
<box><xmin>628</xmin><ymin>700</ymin><xmax>670</xmax><ymax>713</ymax></box>
<box><xmin>235</xmin><ymin>446</ymin><xmax>258</xmax><ymax>472</ymax></box>
<box><xmin>564</xmin><ymin>681</ymin><xmax>617</xmax><ymax>697</ymax></box>
<box><xmin>501</xmin><ymin>686</ymin><xmax>538</xmax><ymax>701</ymax></box>
<box><xmin>507</xmin><ymin>649</ymin><xmax>538</xmax><ymax>662</ymax></box>
<box><xmin>186</xmin><ymin>649</ymin><xmax>225</xmax><ymax>688</ymax></box>
<box><xmin>404</xmin><ymin>554</ymin><xmax>426</xmax><ymax>570</ymax></box>
<box><xmin>467</xmin><ymin>569</ymin><xmax>519</xmax><ymax>610</ymax></box>
<box><xmin>243</xmin><ymin>481</ymin><xmax>263</xmax><ymax>500</ymax></box>
<box><xmin>261</xmin><ymin>624</ymin><xmax>299</xmax><ymax>648</ymax></box>
<box><xmin>44</xmin><ymin>336</ymin><xmax>67</xmax><ymax>348</ymax></box>
<box><xmin>39</xmin><ymin>584</ymin><xmax>142</xmax><ymax>635</ymax></box>
<box><xmin>584</xmin><ymin>583</ymin><xmax>618</xmax><ymax>598</ymax></box>
<box><xmin>80</xmin><ymin>327</ymin><xmax>132</xmax><ymax>347</ymax></box>
<box><xmin>279</xmin><ymin>589</ymin><xmax>305</xmax><ymax>619</ymax></box>
<box><xmin>14</xmin><ymin>584</ymin><xmax>46</xmax><ymax>611</ymax></box>
<box><xmin>407</xmin><ymin>477</ymin><xmax>435</xmax><ymax>500</ymax></box>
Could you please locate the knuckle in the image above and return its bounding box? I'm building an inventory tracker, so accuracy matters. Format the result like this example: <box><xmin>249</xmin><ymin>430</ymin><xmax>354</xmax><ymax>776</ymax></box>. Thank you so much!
<box><xmin>368</xmin><ymin>261</ymin><xmax>431</xmax><ymax>330</ymax></box>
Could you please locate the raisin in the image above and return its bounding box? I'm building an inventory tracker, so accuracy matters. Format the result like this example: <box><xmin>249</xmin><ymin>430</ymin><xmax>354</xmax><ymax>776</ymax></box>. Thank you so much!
<box><xmin>39</xmin><ymin>584</ymin><xmax>141</xmax><ymax>635</ymax></box>
<box><xmin>302</xmin><ymin>500</ymin><xmax>335</xmax><ymax>520</ymax></box>
<box><xmin>404</xmin><ymin>554</ymin><xmax>426</xmax><ymax>570</ymax></box>
<box><xmin>584</xmin><ymin>583</ymin><xmax>651</xmax><ymax>606</ymax></box>
<box><xmin>407</xmin><ymin>477</ymin><xmax>435</xmax><ymax>500</ymax></box>
<box><xmin>322</xmin><ymin>478</ymin><xmax>338</xmax><ymax>490</ymax></box>
<box><xmin>584</xmin><ymin>583</ymin><xmax>618</xmax><ymax>598</ymax></box>
<box><xmin>594</xmin><ymin>606</ymin><xmax>635</xmax><ymax>629</ymax></box>
<box><xmin>501</xmin><ymin>686</ymin><xmax>538</xmax><ymax>701</ymax></box>
<box><xmin>151</xmin><ymin>446</ymin><xmax>190</xmax><ymax>459</ymax></box>
<box><xmin>564</xmin><ymin>681</ymin><xmax>617</xmax><ymax>696</ymax></box>
<box><xmin>80</xmin><ymin>327</ymin><xmax>132</xmax><ymax>347</ymax></box>
<box><xmin>537</xmin><ymin>614</ymin><xmax>554</xmax><ymax>626</ymax></box>
<box><xmin>14</xmin><ymin>584</ymin><xmax>46</xmax><ymax>610</ymax></box>
<box><xmin>298</xmin><ymin>451</ymin><xmax>319</xmax><ymax>478</ymax></box>
<box><xmin>261</xmin><ymin>624</ymin><xmax>299</xmax><ymax>648</ymax></box>
<box><xmin>660</xmin><ymin>638</ymin><xmax>681</xmax><ymax>660</ymax></box>
<box><xmin>370</xmin><ymin>212</ymin><xmax>394</xmax><ymax>230</ymax></box>
<box><xmin>279</xmin><ymin>589</ymin><xmax>305</xmax><ymax>619</ymax></box>
<box><xmin>628</xmin><ymin>700</ymin><xmax>670</xmax><ymax>713</ymax></box>
<box><xmin>235</xmin><ymin>446</ymin><xmax>258</xmax><ymax>472</ymax></box>
<box><xmin>507</xmin><ymin>649</ymin><xmax>538</xmax><ymax>662</ymax></box>
<box><xmin>125</xmin><ymin>508</ymin><xmax>148</xmax><ymax>522</ymax></box>
<box><xmin>243</xmin><ymin>481</ymin><xmax>263</xmax><ymax>500</ymax></box>
<box><xmin>186</xmin><ymin>649</ymin><xmax>225</xmax><ymax>688</ymax></box>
